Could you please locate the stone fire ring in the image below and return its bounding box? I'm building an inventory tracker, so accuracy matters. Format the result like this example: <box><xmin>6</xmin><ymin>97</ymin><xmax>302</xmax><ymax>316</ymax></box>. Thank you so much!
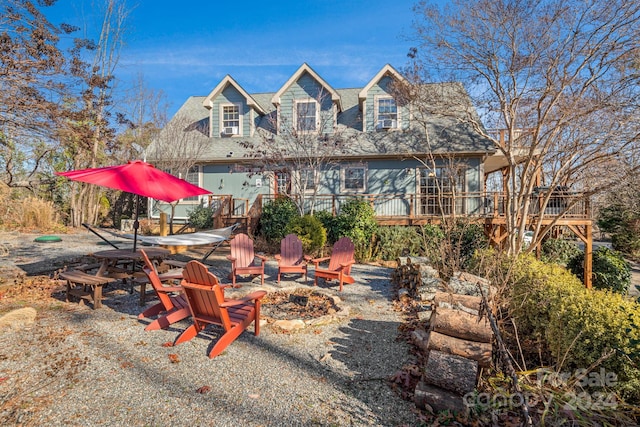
<box><xmin>261</xmin><ymin>285</ymin><xmax>351</xmax><ymax>332</ymax></box>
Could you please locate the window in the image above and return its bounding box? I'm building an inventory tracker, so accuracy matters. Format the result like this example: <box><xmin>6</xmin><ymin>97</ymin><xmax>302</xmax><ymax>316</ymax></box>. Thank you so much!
<box><xmin>376</xmin><ymin>97</ymin><xmax>398</xmax><ymax>129</ymax></box>
<box><xmin>419</xmin><ymin>167</ymin><xmax>465</xmax><ymax>215</ymax></box>
<box><xmin>275</xmin><ymin>171</ymin><xmax>290</xmax><ymax>195</ymax></box>
<box><xmin>343</xmin><ymin>165</ymin><xmax>366</xmax><ymax>191</ymax></box>
<box><xmin>296</xmin><ymin>100</ymin><xmax>317</xmax><ymax>132</ymax></box>
<box><xmin>222</xmin><ymin>104</ymin><xmax>240</xmax><ymax>135</ymax></box>
<box><xmin>182</xmin><ymin>166</ymin><xmax>201</xmax><ymax>202</ymax></box>
<box><xmin>300</xmin><ymin>169</ymin><xmax>316</xmax><ymax>191</ymax></box>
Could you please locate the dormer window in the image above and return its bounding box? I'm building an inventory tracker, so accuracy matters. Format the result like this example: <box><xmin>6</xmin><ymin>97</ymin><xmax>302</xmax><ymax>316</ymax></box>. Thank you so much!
<box><xmin>295</xmin><ymin>100</ymin><xmax>318</xmax><ymax>132</ymax></box>
<box><xmin>221</xmin><ymin>104</ymin><xmax>240</xmax><ymax>136</ymax></box>
<box><xmin>376</xmin><ymin>97</ymin><xmax>398</xmax><ymax>130</ymax></box>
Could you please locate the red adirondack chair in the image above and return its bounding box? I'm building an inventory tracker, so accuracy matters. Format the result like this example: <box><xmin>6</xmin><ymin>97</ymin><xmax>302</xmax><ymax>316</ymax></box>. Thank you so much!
<box><xmin>226</xmin><ymin>233</ymin><xmax>267</xmax><ymax>286</ymax></box>
<box><xmin>274</xmin><ymin>234</ymin><xmax>311</xmax><ymax>283</ymax></box>
<box><xmin>312</xmin><ymin>237</ymin><xmax>356</xmax><ymax>291</ymax></box>
<box><xmin>137</xmin><ymin>249</ymin><xmax>189</xmax><ymax>331</ymax></box>
<box><xmin>175</xmin><ymin>260</ymin><xmax>267</xmax><ymax>359</ymax></box>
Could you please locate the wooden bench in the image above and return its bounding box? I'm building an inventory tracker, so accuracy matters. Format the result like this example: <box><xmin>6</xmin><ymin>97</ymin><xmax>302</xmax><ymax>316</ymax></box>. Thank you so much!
<box><xmin>60</xmin><ymin>270</ymin><xmax>117</xmax><ymax>309</ymax></box>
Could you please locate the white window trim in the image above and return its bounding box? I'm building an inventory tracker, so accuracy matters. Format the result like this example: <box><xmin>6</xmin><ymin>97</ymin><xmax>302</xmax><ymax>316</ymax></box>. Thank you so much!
<box><xmin>294</xmin><ymin>99</ymin><xmax>319</xmax><ymax>133</ymax></box>
<box><xmin>374</xmin><ymin>95</ymin><xmax>399</xmax><ymax>130</ymax></box>
<box><xmin>341</xmin><ymin>164</ymin><xmax>367</xmax><ymax>192</ymax></box>
<box><xmin>180</xmin><ymin>165</ymin><xmax>203</xmax><ymax>204</ymax></box>
<box><xmin>219</xmin><ymin>102</ymin><xmax>242</xmax><ymax>137</ymax></box>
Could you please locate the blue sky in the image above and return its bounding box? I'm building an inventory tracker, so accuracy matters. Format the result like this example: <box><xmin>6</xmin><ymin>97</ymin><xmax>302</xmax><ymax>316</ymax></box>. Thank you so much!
<box><xmin>47</xmin><ymin>0</ymin><xmax>418</xmax><ymax>117</ymax></box>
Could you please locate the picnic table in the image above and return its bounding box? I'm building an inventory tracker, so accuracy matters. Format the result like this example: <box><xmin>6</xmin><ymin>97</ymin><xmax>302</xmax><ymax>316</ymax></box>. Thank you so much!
<box><xmin>61</xmin><ymin>248</ymin><xmax>172</xmax><ymax>309</ymax></box>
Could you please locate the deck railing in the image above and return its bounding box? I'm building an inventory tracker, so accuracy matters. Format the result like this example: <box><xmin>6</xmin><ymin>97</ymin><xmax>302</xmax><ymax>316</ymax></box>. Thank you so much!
<box><xmin>260</xmin><ymin>191</ymin><xmax>590</xmax><ymax>220</ymax></box>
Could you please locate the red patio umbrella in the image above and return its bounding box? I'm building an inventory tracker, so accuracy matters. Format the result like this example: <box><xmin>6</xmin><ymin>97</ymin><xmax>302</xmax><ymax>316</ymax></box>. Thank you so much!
<box><xmin>57</xmin><ymin>160</ymin><xmax>211</xmax><ymax>250</ymax></box>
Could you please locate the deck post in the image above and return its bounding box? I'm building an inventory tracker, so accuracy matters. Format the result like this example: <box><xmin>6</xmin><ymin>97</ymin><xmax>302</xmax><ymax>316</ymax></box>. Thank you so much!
<box><xmin>584</xmin><ymin>223</ymin><xmax>593</xmax><ymax>289</ymax></box>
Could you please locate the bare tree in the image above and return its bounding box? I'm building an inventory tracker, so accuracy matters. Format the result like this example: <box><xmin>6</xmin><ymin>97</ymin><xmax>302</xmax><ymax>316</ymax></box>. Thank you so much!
<box><xmin>241</xmin><ymin>89</ymin><xmax>352</xmax><ymax>215</ymax></box>
<box><xmin>410</xmin><ymin>0</ymin><xmax>640</xmax><ymax>254</ymax></box>
<box><xmin>148</xmin><ymin>114</ymin><xmax>211</xmax><ymax>233</ymax></box>
<box><xmin>60</xmin><ymin>0</ymin><xmax>131</xmax><ymax>227</ymax></box>
<box><xmin>0</xmin><ymin>0</ymin><xmax>73</xmax><ymax>190</ymax></box>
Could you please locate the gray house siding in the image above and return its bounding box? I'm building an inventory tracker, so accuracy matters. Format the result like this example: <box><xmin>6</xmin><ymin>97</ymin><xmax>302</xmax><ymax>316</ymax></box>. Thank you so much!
<box><xmin>209</xmin><ymin>86</ymin><xmax>250</xmax><ymax>137</ymax></box>
<box><xmin>363</xmin><ymin>76</ymin><xmax>409</xmax><ymax>132</ymax></box>
<box><xmin>278</xmin><ymin>73</ymin><xmax>335</xmax><ymax>134</ymax></box>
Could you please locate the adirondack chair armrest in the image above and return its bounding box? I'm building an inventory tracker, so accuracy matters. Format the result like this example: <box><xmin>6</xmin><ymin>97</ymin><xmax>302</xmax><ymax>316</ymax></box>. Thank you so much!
<box><xmin>220</xmin><ymin>290</ymin><xmax>267</xmax><ymax>307</ymax></box>
<box><xmin>311</xmin><ymin>256</ymin><xmax>330</xmax><ymax>266</ymax></box>
<box><xmin>156</xmin><ymin>285</ymin><xmax>183</xmax><ymax>293</ymax></box>
<box><xmin>158</xmin><ymin>270</ymin><xmax>183</xmax><ymax>280</ymax></box>
<box><xmin>339</xmin><ymin>260</ymin><xmax>356</xmax><ymax>268</ymax></box>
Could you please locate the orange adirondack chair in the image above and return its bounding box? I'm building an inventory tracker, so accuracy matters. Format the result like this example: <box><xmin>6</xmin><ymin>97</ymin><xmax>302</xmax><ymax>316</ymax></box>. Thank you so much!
<box><xmin>175</xmin><ymin>260</ymin><xmax>267</xmax><ymax>359</ymax></box>
<box><xmin>312</xmin><ymin>237</ymin><xmax>356</xmax><ymax>291</ymax></box>
<box><xmin>274</xmin><ymin>234</ymin><xmax>311</xmax><ymax>283</ymax></box>
<box><xmin>226</xmin><ymin>233</ymin><xmax>267</xmax><ymax>286</ymax></box>
<box><xmin>137</xmin><ymin>249</ymin><xmax>189</xmax><ymax>331</ymax></box>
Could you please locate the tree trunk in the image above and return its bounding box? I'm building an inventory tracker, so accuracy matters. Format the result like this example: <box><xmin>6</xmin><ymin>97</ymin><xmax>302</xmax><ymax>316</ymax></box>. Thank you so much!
<box><xmin>423</xmin><ymin>349</ymin><xmax>479</xmax><ymax>395</ymax></box>
<box><xmin>431</xmin><ymin>306</ymin><xmax>493</xmax><ymax>343</ymax></box>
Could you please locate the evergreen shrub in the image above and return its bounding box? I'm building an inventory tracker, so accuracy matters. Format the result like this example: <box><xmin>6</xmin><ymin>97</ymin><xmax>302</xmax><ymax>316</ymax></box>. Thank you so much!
<box><xmin>187</xmin><ymin>205</ymin><xmax>214</xmax><ymax>229</ymax></box>
<box><xmin>509</xmin><ymin>254</ymin><xmax>640</xmax><ymax>403</ymax></box>
<box><xmin>373</xmin><ymin>226</ymin><xmax>423</xmax><ymax>260</ymax></box>
<box><xmin>335</xmin><ymin>199</ymin><xmax>378</xmax><ymax>261</ymax></box>
<box><xmin>285</xmin><ymin>214</ymin><xmax>327</xmax><ymax>255</ymax></box>
<box><xmin>568</xmin><ymin>246</ymin><xmax>631</xmax><ymax>294</ymax></box>
<box><xmin>541</xmin><ymin>238</ymin><xmax>581</xmax><ymax>266</ymax></box>
<box><xmin>258</xmin><ymin>197</ymin><xmax>299</xmax><ymax>244</ymax></box>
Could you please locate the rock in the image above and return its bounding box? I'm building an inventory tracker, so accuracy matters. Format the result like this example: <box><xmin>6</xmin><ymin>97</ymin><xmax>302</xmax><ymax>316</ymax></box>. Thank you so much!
<box><xmin>272</xmin><ymin>319</ymin><xmax>306</xmax><ymax>331</ymax></box>
<box><xmin>447</xmin><ymin>271</ymin><xmax>491</xmax><ymax>297</ymax></box>
<box><xmin>0</xmin><ymin>307</ymin><xmax>37</xmax><ymax>330</ymax></box>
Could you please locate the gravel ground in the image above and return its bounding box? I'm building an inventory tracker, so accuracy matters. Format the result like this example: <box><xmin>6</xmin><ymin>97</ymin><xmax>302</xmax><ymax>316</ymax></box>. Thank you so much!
<box><xmin>0</xmin><ymin>230</ymin><xmax>420</xmax><ymax>426</ymax></box>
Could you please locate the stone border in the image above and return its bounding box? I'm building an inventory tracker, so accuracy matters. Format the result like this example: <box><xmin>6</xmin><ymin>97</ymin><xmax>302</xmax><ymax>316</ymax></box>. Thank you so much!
<box><xmin>258</xmin><ymin>284</ymin><xmax>351</xmax><ymax>332</ymax></box>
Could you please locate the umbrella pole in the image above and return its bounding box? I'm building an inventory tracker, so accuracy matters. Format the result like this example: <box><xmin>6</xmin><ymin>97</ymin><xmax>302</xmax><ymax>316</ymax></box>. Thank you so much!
<box><xmin>133</xmin><ymin>195</ymin><xmax>139</xmax><ymax>252</ymax></box>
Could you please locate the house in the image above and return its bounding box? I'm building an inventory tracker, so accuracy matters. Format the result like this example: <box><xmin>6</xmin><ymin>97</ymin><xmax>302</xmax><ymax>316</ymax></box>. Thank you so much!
<box><xmin>146</xmin><ymin>62</ymin><xmax>594</xmax><ymax>288</ymax></box>
<box><xmin>146</xmin><ymin>63</ymin><xmax>499</xmax><ymax>225</ymax></box>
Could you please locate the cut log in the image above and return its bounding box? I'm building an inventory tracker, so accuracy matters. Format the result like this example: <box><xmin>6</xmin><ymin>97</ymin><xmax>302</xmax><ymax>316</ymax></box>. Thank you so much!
<box><xmin>423</xmin><ymin>349</ymin><xmax>479</xmax><ymax>395</ymax></box>
<box><xmin>428</xmin><ymin>330</ymin><xmax>492</xmax><ymax>368</ymax></box>
<box><xmin>433</xmin><ymin>291</ymin><xmax>482</xmax><ymax>312</ymax></box>
<box><xmin>414</xmin><ymin>381</ymin><xmax>469</xmax><ymax>414</ymax></box>
<box><xmin>431</xmin><ymin>306</ymin><xmax>493</xmax><ymax>343</ymax></box>
<box><xmin>411</xmin><ymin>328</ymin><xmax>430</xmax><ymax>353</ymax></box>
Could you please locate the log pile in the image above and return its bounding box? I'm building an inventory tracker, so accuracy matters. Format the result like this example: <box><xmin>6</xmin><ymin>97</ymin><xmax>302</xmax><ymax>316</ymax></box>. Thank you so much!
<box><xmin>393</xmin><ymin>259</ymin><xmax>495</xmax><ymax>415</ymax></box>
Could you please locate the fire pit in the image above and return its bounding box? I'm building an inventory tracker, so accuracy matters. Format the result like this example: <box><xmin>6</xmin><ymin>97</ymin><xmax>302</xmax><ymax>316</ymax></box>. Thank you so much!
<box><xmin>260</xmin><ymin>288</ymin><xmax>350</xmax><ymax>329</ymax></box>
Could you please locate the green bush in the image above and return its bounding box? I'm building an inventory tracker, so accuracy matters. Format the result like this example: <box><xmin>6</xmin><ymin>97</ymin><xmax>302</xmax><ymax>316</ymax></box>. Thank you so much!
<box><xmin>612</xmin><ymin>229</ymin><xmax>640</xmax><ymax>259</ymax></box>
<box><xmin>314</xmin><ymin>210</ymin><xmax>340</xmax><ymax>244</ymax></box>
<box><xmin>568</xmin><ymin>246</ymin><xmax>631</xmax><ymax>294</ymax></box>
<box><xmin>418</xmin><ymin>221</ymin><xmax>487</xmax><ymax>278</ymax></box>
<box><xmin>597</xmin><ymin>203</ymin><xmax>627</xmax><ymax>234</ymax></box>
<box><xmin>373</xmin><ymin>226</ymin><xmax>424</xmax><ymax>260</ymax></box>
<box><xmin>335</xmin><ymin>199</ymin><xmax>378</xmax><ymax>261</ymax></box>
<box><xmin>541</xmin><ymin>238</ymin><xmax>581</xmax><ymax>266</ymax></box>
<box><xmin>285</xmin><ymin>214</ymin><xmax>327</xmax><ymax>255</ymax></box>
<box><xmin>187</xmin><ymin>205</ymin><xmax>214</xmax><ymax>229</ymax></box>
<box><xmin>258</xmin><ymin>197</ymin><xmax>299</xmax><ymax>244</ymax></box>
<box><xmin>509</xmin><ymin>254</ymin><xmax>640</xmax><ymax>403</ymax></box>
